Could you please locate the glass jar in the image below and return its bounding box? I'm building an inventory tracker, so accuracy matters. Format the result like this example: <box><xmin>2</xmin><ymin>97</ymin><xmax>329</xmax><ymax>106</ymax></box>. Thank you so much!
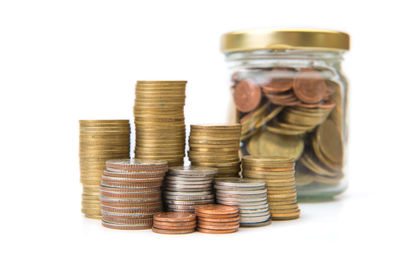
<box><xmin>221</xmin><ymin>29</ymin><xmax>350</xmax><ymax>200</ymax></box>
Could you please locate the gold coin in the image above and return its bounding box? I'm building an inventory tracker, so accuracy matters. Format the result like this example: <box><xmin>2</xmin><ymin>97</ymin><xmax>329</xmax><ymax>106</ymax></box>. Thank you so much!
<box><xmin>315</xmin><ymin>119</ymin><xmax>343</xmax><ymax>165</ymax></box>
<box><xmin>299</xmin><ymin>152</ymin><xmax>340</xmax><ymax>177</ymax></box>
<box><xmin>247</xmin><ymin>130</ymin><xmax>304</xmax><ymax>160</ymax></box>
<box><xmin>254</xmin><ymin>104</ymin><xmax>284</xmax><ymax>129</ymax></box>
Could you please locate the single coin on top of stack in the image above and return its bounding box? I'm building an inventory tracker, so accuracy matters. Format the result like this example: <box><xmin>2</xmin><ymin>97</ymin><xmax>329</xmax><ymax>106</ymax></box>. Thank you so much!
<box><xmin>134</xmin><ymin>81</ymin><xmax>187</xmax><ymax>167</ymax></box>
<box><xmin>79</xmin><ymin>120</ymin><xmax>130</xmax><ymax>220</ymax></box>
<box><xmin>188</xmin><ymin>125</ymin><xmax>242</xmax><ymax>178</ymax></box>
<box><xmin>100</xmin><ymin>159</ymin><xmax>168</xmax><ymax>230</ymax></box>
<box><xmin>215</xmin><ymin>178</ymin><xmax>271</xmax><ymax>227</ymax></box>
<box><xmin>163</xmin><ymin>166</ymin><xmax>217</xmax><ymax>213</ymax></box>
<box><xmin>242</xmin><ymin>156</ymin><xmax>300</xmax><ymax>220</ymax></box>
<box><xmin>152</xmin><ymin>212</ymin><xmax>197</xmax><ymax>234</ymax></box>
<box><xmin>195</xmin><ymin>204</ymin><xmax>240</xmax><ymax>234</ymax></box>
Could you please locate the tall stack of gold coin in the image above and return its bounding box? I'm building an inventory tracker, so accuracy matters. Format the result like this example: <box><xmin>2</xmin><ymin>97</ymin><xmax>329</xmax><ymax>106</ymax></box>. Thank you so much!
<box><xmin>134</xmin><ymin>81</ymin><xmax>187</xmax><ymax>166</ymax></box>
<box><xmin>188</xmin><ymin>125</ymin><xmax>242</xmax><ymax>178</ymax></box>
<box><xmin>79</xmin><ymin>120</ymin><xmax>130</xmax><ymax>219</ymax></box>
<box><xmin>242</xmin><ymin>156</ymin><xmax>300</xmax><ymax>220</ymax></box>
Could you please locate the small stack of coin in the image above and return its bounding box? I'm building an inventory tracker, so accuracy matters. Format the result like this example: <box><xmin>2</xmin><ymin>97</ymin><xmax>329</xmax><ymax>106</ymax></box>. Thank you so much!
<box><xmin>215</xmin><ymin>178</ymin><xmax>271</xmax><ymax>227</ymax></box>
<box><xmin>195</xmin><ymin>204</ymin><xmax>240</xmax><ymax>234</ymax></box>
<box><xmin>242</xmin><ymin>156</ymin><xmax>300</xmax><ymax>220</ymax></box>
<box><xmin>100</xmin><ymin>159</ymin><xmax>168</xmax><ymax>230</ymax></box>
<box><xmin>188</xmin><ymin>125</ymin><xmax>242</xmax><ymax>178</ymax></box>
<box><xmin>152</xmin><ymin>212</ymin><xmax>196</xmax><ymax>234</ymax></box>
<box><xmin>79</xmin><ymin>120</ymin><xmax>130</xmax><ymax>219</ymax></box>
<box><xmin>163</xmin><ymin>166</ymin><xmax>217</xmax><ymax>212</ymax></box>
<box><xmin>134</xmin><ymin>81</ymin><xmax>187</xmax><ymax>166</ymax></box>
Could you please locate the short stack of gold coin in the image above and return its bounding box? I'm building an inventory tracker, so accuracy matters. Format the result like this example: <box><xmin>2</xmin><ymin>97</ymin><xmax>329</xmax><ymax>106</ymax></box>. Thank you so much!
<box><xmin>134</xmin><ymin>81</ymin><xmax>187</xmax><ymax>166</ymax></box>
<box><xmin>188</xmin><ymin>125</ymin><xmax>242</xmax><ymax>178</ymax></box>
<box><xmin>242</xmin><ymin>156</ymin><xmax>300</xmax><ymax>220</ymax></box>
<box><xmin>79</xmin><ymin>120</ymin><xmax>130</xmax><ymax>219</ymax></box>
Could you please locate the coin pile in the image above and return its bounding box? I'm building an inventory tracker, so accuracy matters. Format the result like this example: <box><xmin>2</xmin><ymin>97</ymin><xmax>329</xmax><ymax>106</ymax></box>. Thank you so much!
<box><xmin>134</xmin><ymin>81</ymin><xmax>187</xmax><ymax>166</ymax></box>
<box><xmin>188</xmin><ymin>125</ymin><xmax>242</xmax><ymax>178</ymax></box>
<box><xmin>152</xmin><ymin>212</ymin><xmax>196</xmax><ymax>234</ymax></box>
<box><xmin>100</xmin><ymin>159</ymin><xmax>167</xmax><ymax>230</ymax></box>
<box><xmin>215</xmin><ymin>178</ymin><xmax>271</xmax><ymax>227</ymax></box>
<box><xmin>195</xmin><ymin>204</ymin><xmax>240</xmax><ymax>234</ymax></box>
<box><xmin>242</xmin><ymin>156</ymin><xmax>300</xmax><ymax>220</ymax></box>
<box><xmin>163</xmin><ymin>166</ymin><xmax>217</xmax><ymax>213</ymax></box>
<box><xmin>231</xmin><ymin>67</ymin><xmax>345</xmax><ymax>193</ymax></box>
<box><xmin>79</xmin><ymin>120</ymin><xmax>130</xmax><ymax>219</ymax></box>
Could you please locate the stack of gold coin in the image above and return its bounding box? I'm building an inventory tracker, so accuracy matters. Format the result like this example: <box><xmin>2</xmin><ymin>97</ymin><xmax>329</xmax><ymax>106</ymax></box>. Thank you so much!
<box><xmin>163</xmin><ymin>166</ymin><xmax>218</xmax><ymax>213</ymax></box>
<box><xmin>242</xmin><ymin>156</ymin><xmax>300</xmax><ymax>220</ymax></box>
<box><xmin>100</xmin><ymin>159</ymin><xmax>168</xmax><ymax>230</ymax></box>
<box><xmin>134</xmin><ymin>81</ymin><xmax>187</xmax><ymax>166</ymax></box>
<box><xmin>79</xmin><ymin>120</ymin><xmax>130</xmax><ymax>219</ymax></box>
<box><xmin>188</xmin><ymin>125</ymin><xmax>242</xmax><ymax>178</ymax></box>
<box><xmin>215</xmin><ymin>178</ymin><xmax>271</xmax><ymax>227</ymax></box>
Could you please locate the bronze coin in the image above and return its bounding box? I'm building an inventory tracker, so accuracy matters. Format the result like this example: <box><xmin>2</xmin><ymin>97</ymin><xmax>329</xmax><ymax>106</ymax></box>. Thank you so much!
<box><xmin>153</xmin><ymin>222</ymin><xmax>196</xmax><ymax>230</ymax></box>
<box><xmin>198</xmin><ymin>221</ymin><xmax>240</xmax><ymax>229</ymax></box>
<box><xmin>293</xmin><ymin>68</ymin><xmax>327</xmax><ymax>104</ymax></box>
<box><xmin>195</xmin><ymin>204</ymin><xmax>239</xmax><ymax>216</ymax></box>
<box><xmin>198</xmin><ymin>216</ymin><xmax>240</xmax><ymax>223</ymax></box>
<box><xmin>197</xmin><ymin>227</ymin><xmax>238</xmax><ymax>234</ymax></box>
<box><xmin>153</xmin><ymin>212</ymin><xmax>196</xmax><ymax>222</ymax></box>
<box><xmin>262</xmin><ymin>68</ymin><xmax>295</xmax><ymax>93</ymax></box>
<box><xmin>233</xmin><ymin>79</ymin><xmax>262</xmax><ymax>112</ymax></box>
<box><xmin>152</xmin><ymin>227</ymin><xmax>195</xmax><ymax>234</ymax></box>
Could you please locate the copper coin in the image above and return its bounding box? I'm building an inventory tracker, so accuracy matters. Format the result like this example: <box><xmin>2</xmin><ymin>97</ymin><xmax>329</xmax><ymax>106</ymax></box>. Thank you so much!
<box><xmin>153</xmin><ymin>222</ymin><xmax>196</xmax><ymax>230</ymax></box>
<box><xmin>296</xmin><ymin>100</ymin><xmax>336</xmax><ymax>109</ymax></box>
<box><xmin>262</xmin><ymin>68</ymin><xmax>295</xmax><ymax>93</ymax></box>
<box><xmin>195</xmin><ymin>204</ymin><xmax>239</xmax><ymax>216</ymax></box>
<box><xmin>153</xmin><ymin>212</ymin><xmax>196</xmax><ymax>222</ymax></box>
<box><xmin>198</xmin><ymin>216</ymin><xmax>240</xmax><ymax>223</ymax></box>
<box><xmin>197</xmin><ymin>228</ymin><xmax>238</xmax><ymax>234</ymax></box>
<box><xmin>198</xmin><ymin>221</ymin><xmax>240</xmax><ymax>229</ymax></box>
<box><xmin>293</xmin><ymin>68</ymin><xmax>327</xmax><ymax>104</ymax></box>
<box><xmin>233</xmin><ymin>79</ymin><xmax>262</xmax><ymax>112</ymax></box>
<box><xmin>152</xmin><ymin>227</ymin><xmax>195</xmax><ymax>235</ymax></box>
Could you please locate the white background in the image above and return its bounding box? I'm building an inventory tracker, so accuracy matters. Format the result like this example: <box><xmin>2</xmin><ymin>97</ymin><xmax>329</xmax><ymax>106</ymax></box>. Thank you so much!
<box><xmin>1</xmin><ymin>0</ymin><xmax>399</xmax><ymax>266</ymax></box>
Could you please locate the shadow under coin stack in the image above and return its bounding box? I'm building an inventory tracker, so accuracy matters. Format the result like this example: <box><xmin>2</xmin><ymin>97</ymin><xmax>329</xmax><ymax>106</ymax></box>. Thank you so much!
<box><xmin>163</xmin><ymin>166</ymin><xmax>217</xmax><ymax>213</ymax></box>
<box><xmin>100</xmin><ymin>159</ymin><xmax>168</xmax><ymax>230</ymax></box>
<box><xmin>79</xmin><ymin>120</ymin><xmax>130</xmax><ymax>219</ymax></box>
<box><xmin>152</xmin><ymin>212</ymin><xmax>196</xmax><ymax>235</ymax></box>
<box><xmin>215</xmin><ymin>178</ymin><xmax>271</xmax><ymax>227</ymax></box>
<box><xmin>134</xmin><ymin>81</ymin><xmax>187</xmax><ymax>166</ymax></box>
<box><xmin>188</xmin><ymin>125</ymin><xmax>242</xmax><ymax>179</ymax></box>
<box><xmin>195</xmin><ymin>204</ymin><xmax>240</xmax><ymax>234</ymax></box>
<box><xmin>242</xmin><ymin>156</ymin><xmax>300</xmax><ymax>220</ymax></box>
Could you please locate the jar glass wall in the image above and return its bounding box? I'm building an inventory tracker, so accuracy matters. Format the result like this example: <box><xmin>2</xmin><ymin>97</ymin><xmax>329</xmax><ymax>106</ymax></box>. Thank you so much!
<box><xmin>222</xmin><ymin>37</ymin><xmax>349</xmax><ymax>201</ymax></box>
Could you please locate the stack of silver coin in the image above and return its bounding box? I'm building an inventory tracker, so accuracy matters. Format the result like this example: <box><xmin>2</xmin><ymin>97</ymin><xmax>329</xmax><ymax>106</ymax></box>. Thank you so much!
<box><xmin>215</xmin><ymin>178</ymin><xmax>272</xmax><ymax>227</ymax></box>
<box><xmin>163</xmin><ymin>166</ymin><xmax>218</xmax><ymax>213</ymax></box>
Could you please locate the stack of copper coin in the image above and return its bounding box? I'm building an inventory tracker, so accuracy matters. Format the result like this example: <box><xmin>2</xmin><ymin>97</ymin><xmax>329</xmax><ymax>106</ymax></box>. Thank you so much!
<box><xmin>215</xmin><ymin>178</ymin><xmax>271</xmax><ymax>227</ymax></box>
<box><xmin>188</xmin><ymin>125</ymin><xmax>241</xmax><ymax>178</ymax></box>
<box><xmin>79</xmin><ymin>120</ymin><xmax>130</xmax><ymax>219</ymax></box>
<box><xmin>163</xmin><ymin>166</ymin><xmax>217</xmax><ymax>213</ymax></box>
<box><xmin>242</xmin><ymin>156</ymin><xmax>300</xmax><ymax>220</ymax></box>
<box><xmin>152</xmin><ymin>212</ymin><xmax>196</xmax><ymax>234</ymax></box>
<box><xmin>134</xmin><ymin>81</ymin><xmax>187</xmax><ymax>167</ymax></box>
<box><xmin>100</xmin><ymin>159</ymin><xmax>167</xmax><ymax>230</ymax></box>
<box><xmin>195</xmin><ymin>204</ymin><xmax>240</xmax><ymax>234</ymax></box>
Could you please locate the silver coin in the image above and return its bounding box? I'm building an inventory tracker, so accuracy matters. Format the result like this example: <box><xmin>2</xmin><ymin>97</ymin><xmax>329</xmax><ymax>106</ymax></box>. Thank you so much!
<box><xmin>240</xmin><ymin>211</ymin><xmax>271</xmax><ymax>217</ymax></box>
<box><xmin>217</xmin><ymin>199</ymin><xmax>268</xmax><ymax>207</ymax></box>
<box><xmin>164</xmin><ymin>199</ymin><xmax>215</xmax><ymax>205</ymax></box>
<box><xmin>215</xmin><ymin>188</ymin><xmax>267</xmax><ymax>195</ymax></box>
<box><xmin>240</xmin><ymin>207</ymin><xmax>270</xmax><ymax>214</ymax></box>
<box><xmin>240</xmin><ymin>220</ymin><xmax>272</xmax><ymax>227</ymax></box>
<box><xmin>214</xmin><ymin>178</ymin><xmax>266</xmax><ymax>188</ymax></box>
<box><xmin>216</xmin><ymin>194</ymin><xmax>267</xmax><ymax>201</ymax></box>
<box><xmin>214</xmin><ymin>185</ymin><xmax>266</xmax><ymax>191</ymax></box>
<box><xmin>168</xmin><ymin>166</ymin><xmax>218</xmax><ymax>176</ymax></box>
<box><xmin>166</xmin><ymin>180</ymin><xmax>213</xmax><ymax>185</ymax></box>
<box><xmin>166</xmin><ymin>175</ymin><xmax>214</xmax><ymax>181</ymax></box>
<box><xmin>240</xmin><ymin>215</ymin><xmax>271</xmax><ymax>223</ymax></box>
<box><xmin>164</xmin><ymin>194</ymin><xmax>214</xmax><ymax>201</ymax></box>
<box><xmin>164</xmin><ymin>191</ymin><xmax>213</xmax><ymax>196</ymax></box>
<box><xmin>101</xmin><ymin>211</ymin><xmax>157</xmax><ymax>216</ymax></box>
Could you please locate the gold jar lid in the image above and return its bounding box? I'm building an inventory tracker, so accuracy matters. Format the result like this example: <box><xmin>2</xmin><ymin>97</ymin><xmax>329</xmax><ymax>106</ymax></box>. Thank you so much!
<box><xmin>221</xmin><ymin>29</ymin><xmax>350</xmax><ymax>53</ymax></box>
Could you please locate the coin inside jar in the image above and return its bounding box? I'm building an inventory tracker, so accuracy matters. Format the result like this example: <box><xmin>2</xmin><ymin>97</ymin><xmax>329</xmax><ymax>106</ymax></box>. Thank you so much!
<box><xmin>233</xmin><ymin>79</ymin><xmax>262</xmax><ymax>112</ymax></box>
<box><xmin>293</xmin><ymin>68</ymin><xmax>327</xmax><ymax>104</ymax></box>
